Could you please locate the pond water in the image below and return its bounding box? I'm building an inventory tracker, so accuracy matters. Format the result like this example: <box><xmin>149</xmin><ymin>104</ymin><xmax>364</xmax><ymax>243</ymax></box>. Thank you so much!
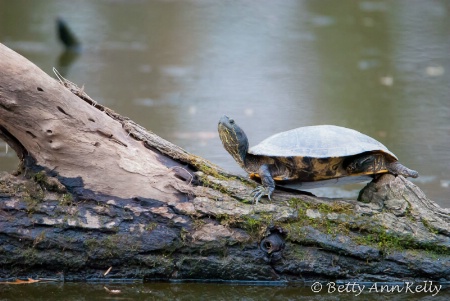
<box><xmin>1</xmin><ymin>0</ymin><xmax>449</xmax><ymax>208</ymax></box>
<box><xmin>0</xmin><ymin>0</ymin><xmax>449</xmax><ymax>299</ymax></box>
<box><xmin>0</xmin><ymin>0</ymin><xmax>449</xmax><ymax>207</ymax></box>
<box><xmin>0</xmin><ymin>281</ymin><xmax>449</xmax><ymax>301</ymax></box>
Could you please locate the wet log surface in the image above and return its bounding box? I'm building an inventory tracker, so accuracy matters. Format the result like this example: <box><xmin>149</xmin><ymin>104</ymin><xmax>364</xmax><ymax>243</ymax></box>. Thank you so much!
<box><xmin>0</xmin><ymin>43</ymin><xmax>449</xmax><ymax>283</ymax></box>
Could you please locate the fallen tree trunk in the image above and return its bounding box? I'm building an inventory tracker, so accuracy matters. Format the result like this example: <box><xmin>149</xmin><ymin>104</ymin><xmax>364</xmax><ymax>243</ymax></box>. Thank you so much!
<box><xmin>0</xmin><ymin>43</ymin><xmax>449</xmax><ymax>283</ymax></box>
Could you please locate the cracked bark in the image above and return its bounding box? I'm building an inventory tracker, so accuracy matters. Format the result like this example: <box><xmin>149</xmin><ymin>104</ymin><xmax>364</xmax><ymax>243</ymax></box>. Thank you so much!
<box><xmin>0</xmin><ymin>43</ymin><xmax>449</xmax><ymax>283</ymax></box>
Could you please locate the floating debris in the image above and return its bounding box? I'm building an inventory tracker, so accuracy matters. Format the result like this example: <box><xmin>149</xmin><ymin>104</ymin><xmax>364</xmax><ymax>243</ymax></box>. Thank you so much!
<box><xmin>104</xmin><ymin>286</ymin><xmax>121</xmax><ymax>294</ymax></box>
<box><xmin>359</xmin><ymin>1</ymin><xmax>387</xmax><ymax>12</ymax></box>
<box><xmin>104</xmin><ymin>266</ymin><xmax>112</xmax><ymax>276</ymax></box>
<box><xmin>376</xmin><ymin>130</ymin><xmax>387</xmax><ymax>138</ymax></box>
<box><xmin>380</xmin><ymin>76</ymin><xmax>394</xmax><ymax>86</ymax></box>
<box><xmin>244</xmin><ymin>108</ymin><xmax>254</xmax><ymax>117</ymax></box>
<box><xmin>358</xmin><ymin>59</ymin><xmax>379</xmax><ymax>70</ymax></box>
<box><xmin>426</xmin><ymin>66</ymin><xmax>445</xmax><ymax>77</ymax></box>
<box><xmin>188</xmin><ymin>106</ymin><xmax>197</xmax><ymax>115</ymax></box>
<box><xmin>0</xmin><ymin>278</ymin><xmax>58</xmax><ymax>284</ymax></box>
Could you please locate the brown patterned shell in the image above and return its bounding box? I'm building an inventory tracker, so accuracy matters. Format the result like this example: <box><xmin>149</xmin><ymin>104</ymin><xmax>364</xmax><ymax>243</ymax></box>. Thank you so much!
<box><xmin>248</xmin><ymin>125</ymin><xmax>397</xmax><ymax>160</ymax></box>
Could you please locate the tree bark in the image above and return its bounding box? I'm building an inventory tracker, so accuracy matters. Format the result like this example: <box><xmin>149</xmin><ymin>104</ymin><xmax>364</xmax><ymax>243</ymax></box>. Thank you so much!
<box><xmin>0</xmin><ymin>43</ymin><xmax>449</xmax><ymax>283</ymax></box>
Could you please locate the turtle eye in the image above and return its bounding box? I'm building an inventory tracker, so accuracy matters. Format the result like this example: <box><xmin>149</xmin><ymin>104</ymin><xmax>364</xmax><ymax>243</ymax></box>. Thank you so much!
<box><xmin>229</xmin><ymin>118</ymin><xmax>235</xmax><ymax>124</ymax></box>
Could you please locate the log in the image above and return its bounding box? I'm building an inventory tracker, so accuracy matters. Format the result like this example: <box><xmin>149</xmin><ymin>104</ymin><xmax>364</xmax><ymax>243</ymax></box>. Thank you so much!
<box><xmin>0</xmin><ymin>43</ymin><xmax>449</xmax><ymax>283</ymax></box>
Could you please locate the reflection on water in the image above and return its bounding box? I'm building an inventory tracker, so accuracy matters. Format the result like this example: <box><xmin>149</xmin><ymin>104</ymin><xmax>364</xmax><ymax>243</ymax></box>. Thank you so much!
<box><xmin>0</xmin><ymin>282</ymin><xmax>449</xmax><ymax>301</ymax></box>
<box><xmin>56</xmin><ymin>50</ymin><xmax>80</xmax><ymax>77</ymax></box>
<box><xmin>0</xmin><ymin>0</ymin><xmax>449</xmax><ymax>207</ymax></box>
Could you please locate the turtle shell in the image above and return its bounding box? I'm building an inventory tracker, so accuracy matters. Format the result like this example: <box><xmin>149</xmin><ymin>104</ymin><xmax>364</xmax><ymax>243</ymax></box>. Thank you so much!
<box><xmin>248</xmin><ymin>125</ymin><xmax>397</xmax><ymax>160</ymax></box>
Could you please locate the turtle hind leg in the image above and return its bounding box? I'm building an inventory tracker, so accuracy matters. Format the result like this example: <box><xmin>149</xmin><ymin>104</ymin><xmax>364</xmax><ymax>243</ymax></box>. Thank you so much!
<box><xmin>387</xmin><ymin>161</ymin><xmax>419</xmax><ymax>178</ymax></box>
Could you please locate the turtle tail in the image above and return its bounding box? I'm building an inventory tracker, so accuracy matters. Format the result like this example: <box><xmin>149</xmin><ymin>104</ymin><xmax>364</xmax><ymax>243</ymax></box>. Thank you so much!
<box><xmin>387</xmin><ymin>161</ymin><xmax>419</xmax><ymax>178</ymax></box>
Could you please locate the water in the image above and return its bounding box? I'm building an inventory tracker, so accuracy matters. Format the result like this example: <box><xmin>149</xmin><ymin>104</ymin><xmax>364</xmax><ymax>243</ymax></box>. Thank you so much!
<box><xmin>0</xmin><ymin>281</ymin><xmax>449</xmax><ymax>301</ymax></box>
<box><xmin>0</xmin><ymin>1</ymin><xmax>449</xmax><ymax>297</ymax></box>
<box><xmin>0</xmin><ymin>0</ymin><xmax>449</xmax><ymax>207</ymax></box>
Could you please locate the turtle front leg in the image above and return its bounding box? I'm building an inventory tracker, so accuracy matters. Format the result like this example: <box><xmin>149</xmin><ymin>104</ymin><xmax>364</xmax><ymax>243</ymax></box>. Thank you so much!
<box><xmin>250</xmin><ymin>164</ymin><xmax>275</xmax><ymax>205</ymax></box>
<box><xmin>387</xmin><ymin>161</ymin><xmax>419</xmax><ymax>178</ymax></box>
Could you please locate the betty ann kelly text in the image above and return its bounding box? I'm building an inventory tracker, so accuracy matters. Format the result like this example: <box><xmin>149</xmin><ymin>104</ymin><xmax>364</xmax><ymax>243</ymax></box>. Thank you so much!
<box><xmin>310</xmin><ymin>281</ymin><xmax>442</xmax><ymax>296</ymax></box>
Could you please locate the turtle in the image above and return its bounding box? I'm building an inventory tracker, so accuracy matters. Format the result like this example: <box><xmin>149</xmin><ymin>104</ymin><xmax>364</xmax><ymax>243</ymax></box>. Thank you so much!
<box><xmin>217</xmin><ymin>115</ymin><xmax>419</xmax><ymax>204</ymax></box>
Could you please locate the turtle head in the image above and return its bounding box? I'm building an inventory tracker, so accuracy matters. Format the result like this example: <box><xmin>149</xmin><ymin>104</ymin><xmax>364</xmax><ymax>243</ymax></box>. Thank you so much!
<box><xmin>218</xmin><ymin>115</ymin><xmax>249</xmax><ymax>167</ymax></box>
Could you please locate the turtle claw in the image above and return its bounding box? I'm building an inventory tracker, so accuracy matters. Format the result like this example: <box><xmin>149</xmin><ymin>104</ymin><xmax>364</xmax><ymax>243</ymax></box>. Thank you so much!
<box><xmin>250</xmin><ymin>187</ymin><xmax>264</xmax><ymax>205</ymax></box>
<box><xmin>250</xmin><ymin>186</ymin><xmax>272</xmax><ymax>205</ymax></box>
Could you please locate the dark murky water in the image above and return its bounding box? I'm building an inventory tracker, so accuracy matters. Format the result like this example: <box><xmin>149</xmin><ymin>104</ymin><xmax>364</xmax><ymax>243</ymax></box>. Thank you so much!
<box><xmin>0</xmin><ymin>1</ymin><xmax>449</xmax><ymax>298</ymax></box>
<box><xmin>0</xmin><ymin>281</ymin><xmax>449</xmax><ymax>301</ymax></box>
